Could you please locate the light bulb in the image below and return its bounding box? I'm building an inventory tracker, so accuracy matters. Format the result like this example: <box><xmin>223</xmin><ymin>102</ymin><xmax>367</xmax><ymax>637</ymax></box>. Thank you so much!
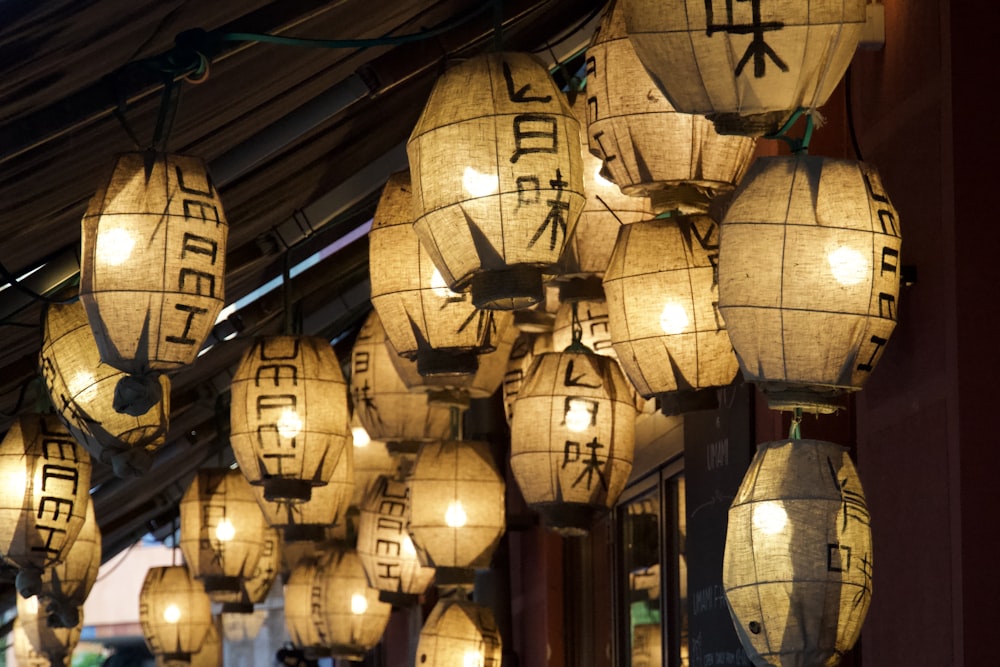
<box><xmin>163</xmin><ymin>604</ymin><xmax>182</xmax><ymax>624</ymax></box>
<box><xmin>462</xmin><ymin>166</ymin><xmax>499</xmax><ymax>197</ymax></box>
<box><xmin>430</xmin><ymin>268</ymin><xmax>460</xmax><ymax>299</ymax></box>
<box><xmin>565</xmin><ymin>399</ymin><xmax>593</xmax><ymax>433</ymax></box>
<box><xmin>96</xmin><ymin>228</ymin><xmax>136</xmax><ymax>266</ymax></box>
<box><xmin>352</xmin><ymin>426</ymin><xmax>370</xmax><ymax>448</ymax></box>
<box><xmin>752</xmin><ymin>501</ymin><xmax>788</xmax><ymax>535</ymax></box>
<box><xmin>401</xmin><ymin>535</ymin><xmax>417</xmax><ymax>557</ymax></box>
<box><xmin>593</xmin><ymin>164</ymin><xmax>614</xmax><ymax>188</ymax></box>
<box><xmin>659</xmin><ymin>302</ymin><xmax>689</xmax><ymax>335</ymax></box>
<box><xmin>445</xmin><ymin>501</ymin><xmax>467</xmax><ymax>528</ymax></box>
<box><xmin>215</xmin><ymin>518</ymin><xmax>236</xmax><ymax>542</ymax></box>
<box><xmin>276</xmin><ymin>409</ymin><xmax>303</xmax><ymax>439</ymax></box>
<box><xmin>350</xmin><ymin>593</ymin><xmax>368</xmax><ymax>615</ymax></box>
<box><xmin>827</xmin><ymin>245</ymin><xmax>868</xmax><ymax>286</ymax></box>
<box><xmin>464</xmin><ymin>650</ymin><xmax>484</xmax><ymax>667</ymax></box>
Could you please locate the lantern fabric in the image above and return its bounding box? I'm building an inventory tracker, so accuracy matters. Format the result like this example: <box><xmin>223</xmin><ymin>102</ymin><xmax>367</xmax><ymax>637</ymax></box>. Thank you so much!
<box><xmin>79</xmin><ymin>152</ymin><xmax>227</xmax><ymax>374</ymax></box>
<box><xmin>350</xmin><ymin>311</ymin><xmax>453</xmax><ymax>442</ymax></box>
<box><xmin>407</xmin><ymin>440</ymin><xmax>506</xmax><ymax>583</ymax></box>
<box><xmin>407</xmin><ymin>52</ymin><xmax>585</xmax><ymax>310</ymax></box>
<box><xmin>39</xmin><ymin>498</ymin><xmax>101</xmax><ymax>628</ymax></box>
<box><xmin>603</xmin><ymin>215</ymin><xmax>740</xmax><ymax>401</ymax></box>
<box><xmin>230</xmin><ymin>335</ymin><xmax>351</xmax><ymax>500</ymax></box>
<box><xmin>214</xmin><ymin>526</ymin><xmax>283</xmax><ymax>611</ymax></box>
<box><xmin>586</xmin><ymin>1</ymin><xmax>756</xmax><ymax>209</ymax></box>
<box><xmin>179</xmin><ymin>468</ymin><xmax>267</xmax><ymax>594</ymax></box>
<box><xmin>510</xmin><ymin>351</ymin><xmax>636</xmax><ymax>535</ymax></box>
<box><xmin>350</xmin><ymin>428</ymin><xmax>396</xmax><ymax>509</ymax></box>
<box><xmin>41</xmin><ymin>300</ymin><xmax>169</xmax><ymax>477</ymax></box>
<box><xmin>502</xmin><ymin>332</ymin><xmax>553</xmax><ymax>424</ymax></box>
<box><xmin>13</xmin><ymin>616</ymin><xmax>55</xmax><ymax>667</ymax></box>
<box><xmin>284</xmin><ymin>557</ymin><xmax>327</xmax><ymax>658</ymax></box>
<box><xmin>157</xmin><ymin>623</ymin><xmax>222</xmax><ymax>667</ymax></box>
<box><xmin>139</xmin><ymin>565</ymin><xmax>213</xmax><ymax>662</ymax></box>
<box><xmin>16</xmin><ymin>594</ymin><xmax>81</xmax><ymax>666</ymax></box>
<box><xmin>357</xmin><ymin>475</ymin><xmax>436</xmax><ymax>600</ymax></box>
<box><xmin>0</xmin><ymin>414</ymin><xmax>92</xmax><ymax>597</ymax></box>
<box><xmin>551</xmin><ymin>299</ymin><xmax>618</xmax><ymax>358</ymax></box>
<box><xmin>718</xmin><ymin>156</ymin><xmax>902</xmax><ymax>413</ymax></box>
<box><xmin>723</xmin><ymin>439</ymin><xmax>872</xmax><ymax>667</ymax></box>
<box><xmin>369</xmin><ymin>170</ymin><xmax>516</xmax><ymax>374</ymax></box>
<box><xmin>622</xmin><ymin>0</ymin><xmax>866</xmax><ymax>136</ymax></box>
<box><xmin>416</xmin><ymin>597</ymin><xmax>502</xmax><ymax>667</ymax></box>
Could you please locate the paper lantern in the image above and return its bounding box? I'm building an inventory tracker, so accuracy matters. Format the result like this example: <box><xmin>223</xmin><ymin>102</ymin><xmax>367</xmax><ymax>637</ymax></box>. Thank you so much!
<box><xmin>39</xmin><ymin>498</ymin><xmax>101</xmax><ymax>628</ymax></box>
<box><xmin>586</xmin><ymin>0</ymin><xmax>756</xmax><ymax>209</ymax></box>
<box><xmin>350</xmin><ymin>425</ymin><xmax>396</xmax><ymax>509</ymax></box>
<box><xmin>407</xmin><ymin>52</ymin><xmax>585</xmax><ymax>310</ymax></box>
<box><xmin>622</xmin><ymin>0</ymin><xmax>866</xmax><ymax>135</ymax></box>
<box><xmin>416</xmin><ymin>597</ymin><xmax>502</xmax><ymax>667</ymax></box>
<box><xmin>157</xmin><ymin>623</ymin><xmax>222</xmax><ymax>667</ymax></box>
<box><xmin>350</xmin><ymin>311</ymin><xmax>453</xmax><ymax>442</ymax></box>
<box><xmin>139</xmin><ymin>565</ymin><xmax>213</xmax><ymax>663</ymax></box>
<box><xmin>79</xmin><ymin>152</ymin><xmax>226</xmax><ymax>407</ymax></box>
<box><xmin>502</xmin><ymin>332</ymin><xmax>553</xmax><ymax>424</ymax></box>
<box><xmin>13</xmin><ymin>616</ymin><xmax>55</xmax><ymax>667</ymax></box>
<box><xmin>0</xmin><ymin>414</ymin><xmax>92</xmax><ymax>597</ymax></box>
<box><xmin>17</xmin><ymin>593</ymin><xmax>81</xmax><ymax>666</ymax></box>
<box><xmin>179</xmin><ymin>468</ymin><xmax>267</xmax><ymax>594</ymax></box>
<box><xmin>357</xmin><ymin>475</ymin><xmax>436</xmax><ymax>602</ymax></box>
<box><xmin>230</xmin><ymin>335</ymin><xmax>351</xmax><ymax>500</ymax></box>
<box><xmin>718</xmin><ymin>156</ymin><xmax>902</xmax><ymax>413</ymax></box>
<box><xmin>723</xmin><ymin>439</ymin><xmax>872</xmax><ymax>666</ymax></box>
<box><xmin>510</xmin><ymin>350</ymin><xmax>636</xmax><ymax>535</ymax></box>
<box><xmin>40</xmin><ymin>300</ymin><xmax>169</xmax><ymax>477</ymax></box>
<box><xmin>603</xmin><ymin>215</ymin><xmax>740</xmax><ymax>405</ymax></box>
<box><xmin>369</xmin><ymin>170</ymin><xmax>516</xmax><ymax>375</ymax></box>
<box><xmin>212</xmin><ymin>526</ymin><xmax>282</xmax><ymax>612</ymax></box>
<box><xmin>312</xmin><ymin>545</ymin><xmax>392</xmax><ymax>660</ymax></box>
<box><xmin>407</xmin><ymin>440</ymin><xmax>506</xmax><ymax>584</ymax></box>
<box><xmin>284</xmin><ymin>557</ymin><xmax>327</xmax><ymax>658</ymax></box>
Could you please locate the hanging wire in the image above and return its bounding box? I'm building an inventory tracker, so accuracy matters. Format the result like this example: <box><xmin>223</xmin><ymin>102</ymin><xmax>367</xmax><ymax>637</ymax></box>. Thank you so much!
<box><xmin>151</xmin><ymin>75</ymin><xmax>182</xmax><ymax>152</ymax></box>
<box><xmin>282</xmin><ymin>251</ymin><xmax>294</xmax><ymax>336</ymax></box>
<box><xmin>562</xmin><ymin>301</ymin><xmax>592</xmax><ymax>353</ymax></box>
<box><xmin>788</xmin><ymin>407</ymin><xmax>803</xmax><ymax>440</ymax></box>
<box><xmin>0</xmin><ymin>260</ymin><xmax>76</xmax><ymax>305</ymax></box>
<box><xmin>531</xmin><ymin>2</ymin><xmax>606</xmax><ymax>54</ymax></box>
<box><xmin>0</xmin><ymin>376</ymin><xmax>36</xmax><ymax>420</ymax></box>
<box><xmin>449</xmin><ymin>406</ymin><xmax>462</xmax><ymax>440</ymax></box>
<box><xmin>492</xmin><ymin>0</ymin><xmax>505</xmax><ymax>52</ymax></box>
<box><xmin>845</xmin><ymin>64</ymin><xmax>865</xmax><ymax>162</ymax></box>
<box><xmin>764</xmin><ymin>107</ymin><xmax>815</xmax><ymax>154</ymax></box>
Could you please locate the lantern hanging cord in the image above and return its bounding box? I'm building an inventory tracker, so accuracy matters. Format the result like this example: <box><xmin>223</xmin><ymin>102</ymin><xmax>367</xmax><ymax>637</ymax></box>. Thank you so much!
<box><xmin>764</xmin><ymin>107</ymin><xmax>815</xmax><ymax>154</ymax></box>
<box><xmin>282</xmin><ymin>251</ymin><xmax>294</xmax><ymax>336</ymax></box>
<box><xmin>563</xmin><ymin>301</ymin><xmax>593</xmax><ymax>354</ymax></box>
<box><xmin>0</xmin><ymin>376</ymin><xmax>35</xmax><ymax>420</ymax></box>
<box><xmin>151</xmin><ymin>74</ymin><xmax>182</xmax><ymax>152</ymax></box>
<box><xmin>788</xmin><ymin>407</ymin><xmax>803</xmax><ymax>440</ymax></box>
<box><xmin>845</xmin><ymin>64</ymin><xmax>865</xmax><ymax>162</ymax></box>
<box><xmin>532</xmin><ymin>3</ymin><xmax>606</xmax><ymax>55</ymax></box>
<box><xmin>449</xmin><ymin>406</ymin><xmax>463</xmax><ymax>440</ymax></box>
<box><xmin>492</xmin><ymin>0</ymin><xmax>505</xmax><ymax>52</ymax></box>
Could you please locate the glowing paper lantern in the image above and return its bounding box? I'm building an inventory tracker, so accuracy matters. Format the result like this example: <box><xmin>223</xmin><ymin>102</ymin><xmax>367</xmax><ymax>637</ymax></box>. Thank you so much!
<box><xmin>357</xmin><ymin>475</ymin><xmax>436</xmax><ymax>602</ymax></box>
<box><xmin>213</xmin><ymin>526</ymin><xmax>282</xmax><ymax>613</ymax></box>
<box><xmin>139</xmin><ymin>565</ymin><xmax>213</xmax><ymax>663</ymax></box>
<box><xmin>284</xmin><ymin>557</ymin><xmax>327</xmax><ymax>658</ymax></box>
<box><xmin>13</xmin><ymin>616</ymin><xmax>54</xmax><ymax>667</ymax></box>
<box><xmin>416</xmin><ymin>597</ymin><xmax>502</xmax><ymax>667</ymax></box>
<box><xmin>157</xmin><ymin>623</ymin><xmax>222</xmax><ymax>667</ymax></box>
<box><xmin>407</xmin><ymin>52</ymin><xmax>585</xmax><ymax>310</ymax></box>
<box><xmin>349</xmin><ymin>311</ymin><xmax>453</xmax><ymax>442</ymax></box>
<box><xmin>17</xmin><ymin>594</ymin><xmax>81</xmax><ymax>666</ymax></box>
<box><xmin>230</xmin><ymin>335</ymin><xmax>351</xmax><ymax>500</ymax></box>
<box><xmin>39</xmin><ymin>498</ymin><xmax>101</xmax><ymax>628</ymax></box>
<box><xmin>407</xmin><ymin>440</ymin><xmax>506</xmax><ymax>584</ymax></box>
<box><xmin>40</xmin><ymin>300</ymin><xmax>169</xmax><ymax>477</ymax></box>
<box><xmin>369</xmin><ymin>170</ymin><xmax>515</xmax><ymax>374</ymax></box>
<box><xmin>502</xmin><ymin>332</ymin><xmax>553</xmax><ymax>424</ymax></box>
<box><xmin>510</xmin><ymin>350</ymin><xmax>636</xmax><ymax>535</ymax></box>
<box><xmin>723</xmin><ymin>439</ymin><xmax>872</xmax><ymax>666</ymax></box>
<box><xmin>0</xmin><ymin>414</ymin><xmax>92</xmax><ymax>598</ymax></box>
<box><xmin>179</xmin><ymin>468</ymin><xmax>267</xmax><ymax>594</ymax></box>
<box><xmin>350</xmin><ymin>425</ymin><xmax>396</xmax><ymax>508</ymax></box>
<box><xmin>603</xmin><ymin>215</ymin><xmax>739</xmax><ymax>405</ymax></box>
<box><xmin>585</xmin><ymin>0</ymin><xmax>756</xmax><ymax>208</ymax></box>
<box><xmin>718</xmin><ymin>157</ymin><xmax>902</xmax><ymax>413</ymax></box>
<box><xmin>622</xmin><ymin>0</ymin><xmax>866</xmax><ymax>136</ymax></box>
<box><xmin>79</xmin><ymin>152</ymin><xmax>226</xmax><ymax>409</ymax></box>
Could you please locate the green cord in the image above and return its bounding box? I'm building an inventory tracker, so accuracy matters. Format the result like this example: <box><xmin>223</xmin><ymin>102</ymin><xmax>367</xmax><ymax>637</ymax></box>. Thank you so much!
<box><xmin>788</xmin><ymin>407</ymin><xmax>803</xmax><ymax>440</ymax></box>
<box><xmin>764</xmin><ymin>107</ymin><xmax>815</xmax><ymax>154</ymax></box>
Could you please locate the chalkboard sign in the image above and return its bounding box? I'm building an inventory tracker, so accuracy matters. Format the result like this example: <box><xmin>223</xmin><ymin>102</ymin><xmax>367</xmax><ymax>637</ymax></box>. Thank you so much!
<box><xmin>683</xmin><ymin>382</ymin><xmax>753</xmax><ymax>667</ymax></box>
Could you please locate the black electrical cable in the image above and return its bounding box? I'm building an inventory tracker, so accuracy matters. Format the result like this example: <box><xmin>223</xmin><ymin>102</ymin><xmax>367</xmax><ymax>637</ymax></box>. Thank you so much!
<box><xmin>0</xmin><ymin>260</ymin><xmax>75</xmax><ymax>305</ymax></box>
<box><xmin>845</xmin><ymin>64</ymin><xmax>865</xmax><ymax>162</ymax></box>
<box><xmin>532</xmin><ymin>2</ymin><xmax>605</xmax><ymax>54</ymax></box>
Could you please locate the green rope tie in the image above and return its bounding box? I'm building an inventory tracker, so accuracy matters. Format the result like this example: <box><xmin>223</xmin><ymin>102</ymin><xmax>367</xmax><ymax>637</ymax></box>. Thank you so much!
<box><xmin>788</xmin><ymin>407</ymin><xmax>803</xmax><ymax>440</ymax></box>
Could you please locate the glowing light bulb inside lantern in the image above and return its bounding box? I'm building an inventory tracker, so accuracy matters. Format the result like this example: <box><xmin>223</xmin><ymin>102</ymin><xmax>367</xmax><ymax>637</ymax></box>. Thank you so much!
<box><xmin>565</xmin><ymin>399</ymin><xmax>593</xmax><ymax>433</ymax></box>
<box><xmin>445</xmin><ymin>501</ymin><xmax>467</xmax><ymax>528</ymax></box>
<box><xmin>163</xmin><ymin>604</ymin><xmax>182</xmax><ymax>624</ymax></box>
<box><xmin>276</xmin><ymin>409</ymin><xmax>303</xmax><ymax>439</ymax></box>
<box><xmin>464</xmin><ymin>650</ymin><xmax>484</xmax><ymax>667</ymax></box>
<box><xmin>95</xmin><ymin>228</ymin><xmax>136</xmax><ymax>266</ymax></box>
<box><xmin>827</xmin><ymin>246</ymin><xmax>868</xmax><ymax>286</ymax></box>
<box><xmin>352</xmin><ymin>426</ymin><xmax>370</xmax><ymax>448</ymax></box>
<box><xmin>462</xmin><ymin>166</ymin><xmax>499</xmax><ymax>197</ymax></box>
<box><xmin>752</xmin><ymin>501</ymin><xmax>788</xmax><ymax>535</ymax></box>
<box><xmin>6</xmin><ymin>468</ymin><xmax>27</xmax><ymax>501</ymax></box>
<box><xmin>659</xmin><ymin>302</ymin><xmax>690</xmax><ymax>335</ymax></box>
<box><xmin>430</xmin><ymin>268</ymin><xmax>461</xmax><ymax>299</ymax></box>
<box><xmin>350</xmin><ymin>593</ymin><xmax>368</xmax><ymax>615</ymax></box>
<box><xmin>593</xmin><ymin>164</ymin><xmax>614</xmax><ymax>189</ymax></box>
<box><xmin>215</xmin><ymin>518</ymin><xmax>236</xmax><ymax>542</ymax></box>
<box><xmin>68</xmin><ymin>370</ymin><xmax>99</xmax><ymax>404</ymax></box>
<box><xmin>401</xmin><ymin>535</ymin><xmax>417</xmax><ymax>557</ymax></box>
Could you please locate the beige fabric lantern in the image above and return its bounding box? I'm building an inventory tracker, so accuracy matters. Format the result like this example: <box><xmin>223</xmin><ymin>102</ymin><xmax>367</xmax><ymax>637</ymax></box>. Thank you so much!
<box><xmin>312</xmin><ymin>545</ymin><xmax>392</xmax><ymax>660</ymax></box>
<box><xmin>407</xmin><ymin>52</ymin><xmax>585</xmax><ymax>310</ymax></box>
<box><xmin>723</xmin><ymin>439</ymin><xmax>872</xmax><ymax>666</ymax></box>
<box><xmin>407</xmin><ymin>440</ymin><xmax>506</xmax><ymax>585</ymax></box>
<box><xmin>157</xmin><ymin>623</ymin><xmax>222</xmax><ymax>667</ymax></box>
<box><xmin>79</xmin><ymin>152</ymin><xmax>226</xmax><ymax>401</ymax></box>
<box><xmin>17</xmin><ymin>593</ymin><xmax>81</xmax><ymax>666</ymax></box>
<box><xmin>179</xmin><ymin>468</ymin><xmax>267</xmax><ymax>594</ymax></box>
<box><xmin>510</xmin><ymin>351</ymin><xmax>636</xmax><ymax>535</ymax></box>
<box><xmin>622</xmin><ymin>0</ymin><xmax>866</xmax><ymax>136</ymax></box>
<box><xmin>416</xmin><ymin>596</ymin><xmax>502</xmax><ymax>667</ymax></box>
<box><xmin>603</xmin><ymin>215</ymin><xmax>740</xmax><ymax>405</ymax></box>
<box><xmin>357</xmin><ymin>475</ymin><xmax>435</xmax><ymax>602</ymax></box>
<box><xmin>139</xmin><ymin>565</ymin><xmax>213</xmax><ymax>663</ymax></box>
<box><xmin>586</xmin><ymin>0</ymin><xmax>756</xmax><ymax>208</ymax></box>
<box><xmin>0</xmin><ymin>414</ymin><xmax>92</xmax><ymax>598</ymax></box>
<box><xmin>502</xmin><ymin>332</ymin><xmax>553</xmax><ymax>424</ymax></box>
<box><xmin>284</xmin><ymin>557</ymin><xmax>327</xmax><ymax>658</ymax></box>
<box><xmin>369</xmin><ymin>170</ymin><xmax>516</xmax><ymax>375</ymax></box>
<box><xmin>213</xmin><ymin>526</ymin><xmax>282</xmax><ymax>612</ymax></box>
<box><xmin>350</xmin><ymin>311</ymin><xmax>453</xmax><ymax>442</ymax></box>
<box><xmin>41</xmin><ymin>300</ymin><xmax>169</xmax><ymax>477</ymax></box>
<box><xmin>39</xmin><ymin>498</ymin><xmax>101</xmax><ymax>629</ymax></box>
<box><xmin>718</xmin><ymin>156</ymin><xmax>902</xmax><ymax>413</ymax></box>
<box><xmin>13</xmin><ymin>616</ymin><xmax>56</xmax><ymax>667</ymax></box>
<box><xmin>230</xmin><ymin>335</ymin><xmax>351</xmax><ymax>500</ymax></box>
